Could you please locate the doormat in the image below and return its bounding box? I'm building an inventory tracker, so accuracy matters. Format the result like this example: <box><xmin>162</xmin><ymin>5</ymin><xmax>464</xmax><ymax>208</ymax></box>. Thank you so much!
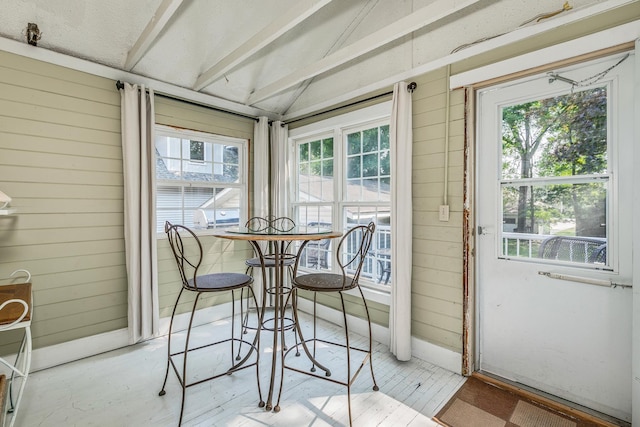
<box><xmin>433</xmin><ymin>373</ymin><xmax>622</xmax><ymax>427</ymax></box>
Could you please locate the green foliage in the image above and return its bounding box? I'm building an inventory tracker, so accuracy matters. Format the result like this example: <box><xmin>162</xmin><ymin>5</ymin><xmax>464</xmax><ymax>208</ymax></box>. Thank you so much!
<box><xmin>539</xmin><ymin>87</ymin><xmax>607</xmax><ymax>176</ymax></box>
<box><xmin>301</xmin><ymin>138</ymin><xmax>335</xmax><ymax>177</ymax></box>
<box><xmin>299</xmin><ymin>126</ymin><xmax>390</xmax><ymax>200</ymax></box>
<box><xmin>502</xmin><ymin>86</ymin><xmax>608</xmax><ymax>236</ymax></box>
<box><xmin>346</xmin><ymin>127</ymin><xmax>388</xmax><ymax>180</ymax></box>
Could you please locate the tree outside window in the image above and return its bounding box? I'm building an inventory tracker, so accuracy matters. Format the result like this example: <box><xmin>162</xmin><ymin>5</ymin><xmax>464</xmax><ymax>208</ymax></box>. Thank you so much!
<box><xmin>501</xmin><ymin>86</ymin><xmax>609</xmax><ymax>264</ymax></box>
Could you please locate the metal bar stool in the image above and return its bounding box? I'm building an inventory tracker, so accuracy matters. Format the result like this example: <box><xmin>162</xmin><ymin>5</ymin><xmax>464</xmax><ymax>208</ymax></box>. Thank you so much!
<box><xmin>159</xmin><ymin>222</ymin><xmax>264</xmax><ymax>426</ymax></box>
<box><xmin>243</xmin><ymin>216</ymin><xmax>298</xmax><ymax>350</ymax></box>
<box><xmin>283</xmin><ymin>222</ymin><xmax>379</xmax><ymax>426</ymax></box>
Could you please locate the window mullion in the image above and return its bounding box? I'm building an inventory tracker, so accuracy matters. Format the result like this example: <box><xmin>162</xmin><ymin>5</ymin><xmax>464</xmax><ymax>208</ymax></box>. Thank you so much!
<box><xmin>155</xmin><ymin>125</ymin><xmax>247</xmax><ymax>233</ymax></box>
<box><xmin>290</xmin><ymin>108</ymin><xmax>392</xmax><ymax>290</ymax></box>
<box><xmin>334</xmin><ymin>127</ymin><xmax>344</xmax><ymax>227</ymax></box>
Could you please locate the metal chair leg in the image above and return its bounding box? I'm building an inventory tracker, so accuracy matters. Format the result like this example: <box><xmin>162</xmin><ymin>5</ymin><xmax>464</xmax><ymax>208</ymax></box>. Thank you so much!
<box><xmin>159</xmin><ymin>288</ymin><xmax>184</xmax><ymax>396</ymax></box>
<box><xmin>176</xmin><ymin>293</ymin><xmax>201</xmax><ymax>426</ymax></box>
<box><xmin>358</xmin><ymin>285</ymin><xmax>379</xmax><ymax>391</ymax></box>
<box><xmin>289</xmin><ymin>289</ymin><xmax>331</xmax><ymax>376</ymax></box>
<box><xmin>310</xmin><ymin>292</ymin><xmax>318</xmax><ymax>372</ymax></box>
<box><xmin>339</xmin><ymin>292</ymin><xmax>353</xmax><ymax>426</ymax></box>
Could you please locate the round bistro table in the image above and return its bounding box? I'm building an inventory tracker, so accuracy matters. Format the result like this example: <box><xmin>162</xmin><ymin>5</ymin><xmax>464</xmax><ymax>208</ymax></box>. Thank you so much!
<box><xmin>211</xmin><ymin>226</ymin><xmax>342</xmax><ymax>412</ymax></box>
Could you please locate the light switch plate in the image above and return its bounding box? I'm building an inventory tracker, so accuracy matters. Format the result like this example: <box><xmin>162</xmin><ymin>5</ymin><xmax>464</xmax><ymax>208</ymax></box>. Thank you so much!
<box><xmin>439</xmin><ymin>205</ymin><xmax>450</xmax><ymax>221</ymax></box>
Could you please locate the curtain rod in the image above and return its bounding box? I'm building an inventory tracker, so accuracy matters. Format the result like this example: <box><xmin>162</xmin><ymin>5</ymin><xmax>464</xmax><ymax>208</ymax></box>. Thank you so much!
<box><xmin>115</xmin><ymin>80</ymin><xmax>259</xmax><ymax>122</ymax></box>
<box><xmin>116</xmin><ymin>80</ymin><xmax>417</xmax><ymax>125</ymax></box>
<box><xmin>283</xmin><ymin>82</ymin><xmax>416</xmax><ymax>126</ymax></box>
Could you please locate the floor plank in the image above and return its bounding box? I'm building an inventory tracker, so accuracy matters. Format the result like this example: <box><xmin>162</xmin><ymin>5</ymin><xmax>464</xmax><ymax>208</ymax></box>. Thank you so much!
<box><xmin>16</xmin><ymin>312</ymin><xmax>463</xmax><ymax>426</ymax></box>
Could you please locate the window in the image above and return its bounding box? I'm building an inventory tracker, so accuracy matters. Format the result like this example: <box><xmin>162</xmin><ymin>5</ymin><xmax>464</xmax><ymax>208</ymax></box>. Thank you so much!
<box><xmin>189</xmin><ymin>140</ymin><xmax>204</xmax><ymax>162</ymax></box>
<box><xmin>290</xmin><ymin>104</ymin><xmax>392</xmax><ymax>291</ymax></box>
<box><xmin>155</xmin><ymin>125</ymin><xmax>247</xmax><ymax>233</ymax></box>
<box><xmin>477</xmin><ymin>53</ymin><xmax>635</xmax><ymax>271</ymax></box>
<box><xmin>499</xmin><ymin>86</ymin><xmax>610</xmax><ymax>267</ymax></box>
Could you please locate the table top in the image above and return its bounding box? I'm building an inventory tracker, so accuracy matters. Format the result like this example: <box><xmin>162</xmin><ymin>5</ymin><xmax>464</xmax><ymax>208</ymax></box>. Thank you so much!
<box><xmin>212</xmin><ymin>227</ymin><xmax>342</xmax><ymax>242</ymax></box>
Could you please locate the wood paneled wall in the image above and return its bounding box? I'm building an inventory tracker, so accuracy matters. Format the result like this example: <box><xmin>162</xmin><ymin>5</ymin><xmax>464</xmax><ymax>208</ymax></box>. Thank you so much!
<box><xmin>0</xmin><ymin>52</ymin><xmax>257</xmax><ymax>356</ymax></box>
<box><xmin>411</xmin><ymin>69</ymin><xmax>465</xmax><ymax>353</ymax></box>
<box><xmin>1</xmin><ymin>0</ymin><xmax>635</xmax><ymax>362</ymax></box>
<box><xmin>0</xmin><ymin>50</ymin><xmax>126</xmax><ymax>355</ymax></box>
<box><xmin>154</xmin><ymin>96</ymin><xmax>256</xmax><ymax>318</ymax></box>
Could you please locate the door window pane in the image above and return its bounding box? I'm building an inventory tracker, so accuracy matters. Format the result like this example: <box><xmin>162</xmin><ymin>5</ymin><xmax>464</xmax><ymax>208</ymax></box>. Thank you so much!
<box><xmin>502</xmin><ymin>87</ymin><xmax>607</xmax><ymax>180</ymax></box>
<box><xmin>501</xmin><ymin>182</ymin><xmax>607</xmax><ymax>265</ymax></box>
<box><xmin>500</xmin><ymin>86</ymin><xmax>609</xmax><ymax>266</ymax></box>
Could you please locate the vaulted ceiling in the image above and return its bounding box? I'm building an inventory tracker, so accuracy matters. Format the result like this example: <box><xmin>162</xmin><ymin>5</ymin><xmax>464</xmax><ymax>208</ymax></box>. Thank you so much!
<box><xmin>0</xmin><ymin>0</ymin><xmax>629</xmax><ymax>120</ymax></box>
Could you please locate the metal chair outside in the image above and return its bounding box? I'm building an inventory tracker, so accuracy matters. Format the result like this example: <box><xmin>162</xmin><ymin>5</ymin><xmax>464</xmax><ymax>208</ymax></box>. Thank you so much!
<box><xmin>538</xmin><ymin>235</ymin><xmax>607</xmax><ymax>264</ymax></box>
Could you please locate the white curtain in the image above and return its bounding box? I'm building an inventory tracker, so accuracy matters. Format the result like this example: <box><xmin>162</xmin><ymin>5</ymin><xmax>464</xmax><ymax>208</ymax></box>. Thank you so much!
<box><xmin>120</xmin><ymin>82</ymin><xmax>159</xmax><ymax>344</ymax></box>
<box><xmin>254</xmin><ymin>117</ymin><xmax>270</xmax><ymax>218</ymax></box>
<box><xmin>252</xmin><ymin>117</ymin><xmax>270</xmax><ymax>305</ymax></box>
<box><xmin>270</xmin><ymin>121</ymin><xmax>289</xmax><ymax>218</ymax></box>
<box><xmin>389</xmin><ymin>81</ymin><xmax>413</xmax><ymax>361</ymax></box>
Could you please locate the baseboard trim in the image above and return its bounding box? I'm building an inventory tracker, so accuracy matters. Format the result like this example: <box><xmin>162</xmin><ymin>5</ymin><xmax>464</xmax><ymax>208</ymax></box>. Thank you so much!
<box><xmin>28</xmin><ymin>301</ymin><xmax>238</xmax><ymax>372</ymax></box>
<box><xmin>157</xmin><ymin>301</ymin><xmax>237</xmax><ymax>336</ymax></box>
<box><xmin>27</xmin><ymin>300</ymin><xmax>462</xmax><ymax>376</ymax></box>
<box><xmin>296</xmin><ymin>298</ymin><xmax>462</xmax><ymax>374</ymax></box>
<box><xmin>30</xmin><ymin>328</ymin><xmax>129</xmax><ymax>372</ymax></box>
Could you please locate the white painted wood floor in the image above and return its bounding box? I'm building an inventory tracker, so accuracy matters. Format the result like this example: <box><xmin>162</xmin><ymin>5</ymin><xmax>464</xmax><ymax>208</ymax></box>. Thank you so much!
<box><xmin>16</xmin><ymin>311</ymin><xmax>464</xmax><ymax>426</ymax></box>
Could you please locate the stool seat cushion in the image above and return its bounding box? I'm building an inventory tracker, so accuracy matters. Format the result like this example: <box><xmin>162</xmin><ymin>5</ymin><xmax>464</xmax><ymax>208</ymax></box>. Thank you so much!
<box><xmin>293</xmin><ymin>273</ymin><xmax>357</xmax><ymax>292</ymax></box>
<box><xmin>188</xmin><ymin>273</ymin><xmax>252</xmax><ymax>291</ymax></box>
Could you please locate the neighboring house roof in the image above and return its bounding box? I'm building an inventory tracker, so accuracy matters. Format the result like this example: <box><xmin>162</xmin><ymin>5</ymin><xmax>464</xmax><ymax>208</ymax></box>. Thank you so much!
<box><xmin>299</xmin><ymin>174</ymin><xmax>390</xmax><ymax>221</ymax></box>
<box><xmin>155</xmin><ymin>155</ymin><xmax>234</xmax><ymax>183</ymax></box>
<box><xmin>298</xmin><ymin>174</ymin><xmax>389</xmax><ymax>203</ymax></box>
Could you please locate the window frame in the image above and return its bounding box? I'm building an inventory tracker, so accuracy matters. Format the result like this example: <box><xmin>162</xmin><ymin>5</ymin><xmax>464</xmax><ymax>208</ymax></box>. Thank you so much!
<box><xmin>495</xmin><ymin>82</ymin><xmax>613</xmax><ymax>269</ymax></box>
<box><xmin>154</xmin><ymin>124</ymin><xmax>249</xmax><ymax>236</ymax></box>
<box><xmin>289</xmin><ymin>102</ymin><xmax>392</xmax><ymax>299</ymax></box>
<box><xmin>476</xmin><ymin>52</ymin><xmax>635</xmax><ymax>275</ymax></box>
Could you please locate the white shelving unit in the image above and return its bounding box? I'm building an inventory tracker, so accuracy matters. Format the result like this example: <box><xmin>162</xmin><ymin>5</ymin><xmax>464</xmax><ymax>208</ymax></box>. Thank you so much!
<box><xmin>0</xmin><ymin>270</ymin><xmax>32</xmax><ymax>427</ymax></box>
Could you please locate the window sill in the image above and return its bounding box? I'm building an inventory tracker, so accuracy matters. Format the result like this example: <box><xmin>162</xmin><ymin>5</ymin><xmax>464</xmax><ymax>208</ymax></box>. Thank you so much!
<box><xmin>344</xmin><ymin>285</ymin><xmax>390</xmax><ymax>306</ymax></box>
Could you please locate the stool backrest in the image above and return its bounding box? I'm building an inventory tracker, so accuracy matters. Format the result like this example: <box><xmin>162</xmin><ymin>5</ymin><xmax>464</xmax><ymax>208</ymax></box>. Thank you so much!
<box><xmin>245</xmin><ymin>216</ymin><xmax>296</xmax><ymax>258</ymax></box>
<box><xmin>336</xmin><ymin>222</ymin><xmax>376</xmax><ymax>289</ymax></box>
<box><xmin>165</xmin><ymin>221</ymin><xmax>204</xmax><ymax>290</ymax></box>
<box><xmin>245</xmin><ymin>215</ymin><xmax>295</xmax><ymax>233</ymax></box>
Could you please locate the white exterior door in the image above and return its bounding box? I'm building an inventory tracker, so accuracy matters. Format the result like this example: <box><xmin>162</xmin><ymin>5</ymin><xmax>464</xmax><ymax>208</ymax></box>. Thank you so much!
<box><xmin>476</xmin><ymin>53</ymin><xmax>634</xmax><ymax>422</ymax></box>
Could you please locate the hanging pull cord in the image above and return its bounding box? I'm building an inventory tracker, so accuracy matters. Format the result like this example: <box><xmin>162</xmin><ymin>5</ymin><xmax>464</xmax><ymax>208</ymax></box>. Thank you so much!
<box><xmin>548</xmin><ymin>53</ymin><xmax>630</xmax><ymax>91</ymax></box>
<box><xmin>451</xmin><ymin>2</ymin><xmax>574</xmax><ymax>53</ymax></box>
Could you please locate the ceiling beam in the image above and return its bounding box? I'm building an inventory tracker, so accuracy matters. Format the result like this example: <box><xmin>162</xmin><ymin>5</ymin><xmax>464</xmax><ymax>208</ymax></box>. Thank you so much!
<box><xmin>124</xmin><ymin>0</ymin><xmax>184</xmax><ymax>70</ymax></box>
<box><xmin>281</xmin><ymin>0</ymin><xmax>378</xmax><ymax>115</ymax></box>
<box><xmin>282</xmin><ymin>0</ymin><xmax>637</xmax><ymax>122</ymax></box>
<box><xmin>193</xmin><ymin>0</ymin><xmax>334</xmax><ymax>91</ymax></box>
<box><xmin>247</xmin><ymin>0</ymin><xmax>481</xmax><ymax>106</ymax></box>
